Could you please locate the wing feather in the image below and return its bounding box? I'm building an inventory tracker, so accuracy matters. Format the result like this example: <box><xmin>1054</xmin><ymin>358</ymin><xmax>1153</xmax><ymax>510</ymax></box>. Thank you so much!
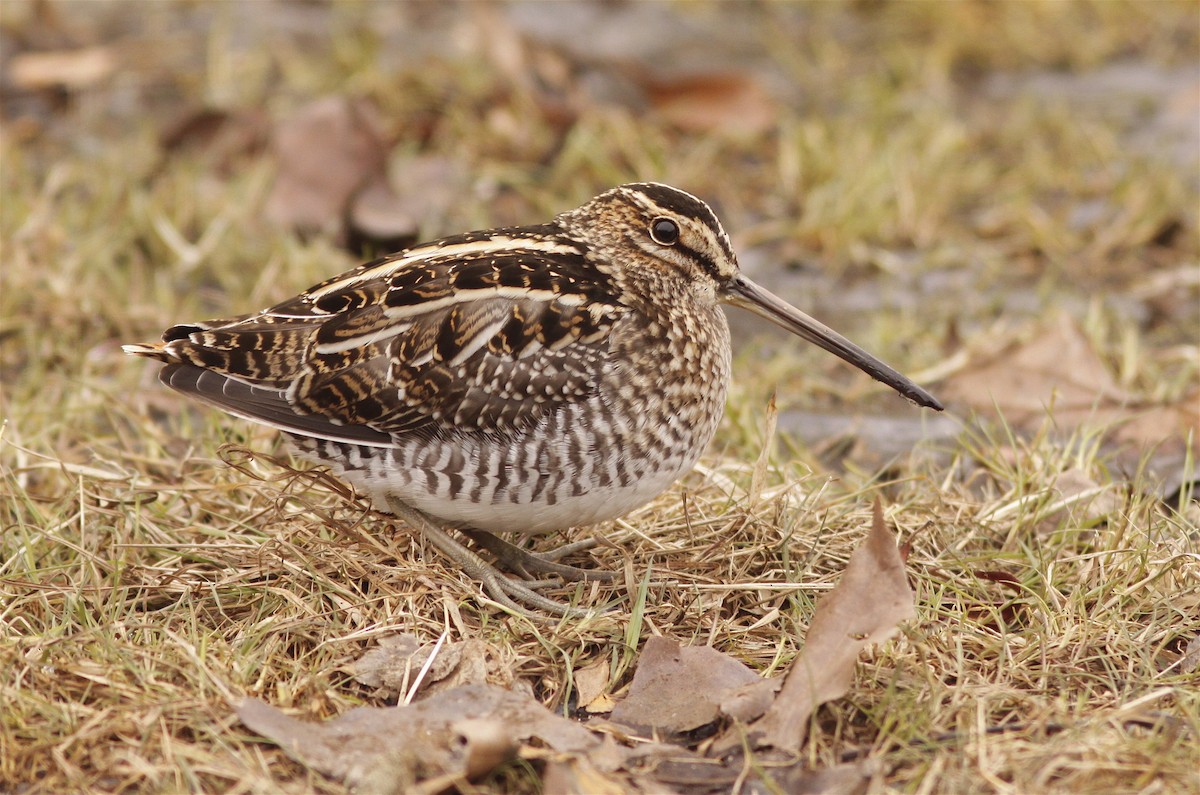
<box><xmin>136</xmin><ymin>228</ymin><xmax>626</xmax><ymax>443</ymax></box>
<box><xmin>160</xmin><ymin>364</ymin><xmax>395</xmax><ymax>446</ymax></box>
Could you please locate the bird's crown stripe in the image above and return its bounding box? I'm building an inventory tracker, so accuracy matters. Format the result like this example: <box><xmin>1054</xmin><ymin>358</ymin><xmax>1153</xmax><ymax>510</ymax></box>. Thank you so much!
<box><xmin>622</xmin><ymin>183</ymin><xmax>737</xmax><ymax>265</ymax></box>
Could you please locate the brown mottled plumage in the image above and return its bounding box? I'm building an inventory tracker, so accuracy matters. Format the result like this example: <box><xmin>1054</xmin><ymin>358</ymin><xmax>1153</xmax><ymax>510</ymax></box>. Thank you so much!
<box><xmin>126</xmin><ymin>183</ymin><xmax>941</xmax><ymax>615</ymax></box>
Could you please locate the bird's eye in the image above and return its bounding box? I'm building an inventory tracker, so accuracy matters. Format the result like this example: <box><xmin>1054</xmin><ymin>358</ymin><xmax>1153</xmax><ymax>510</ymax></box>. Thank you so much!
<box><xmin>649</xmin><ymin>217</ymin><xmax>680</xmax><ymax>246</ymax></box>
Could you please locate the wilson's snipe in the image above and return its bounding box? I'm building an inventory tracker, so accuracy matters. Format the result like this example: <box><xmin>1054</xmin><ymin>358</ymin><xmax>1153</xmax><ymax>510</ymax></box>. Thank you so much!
<box><xmin>126</xmin><ymin>183</ymin><xmax>942</xmax><ymax>616</ymax></box>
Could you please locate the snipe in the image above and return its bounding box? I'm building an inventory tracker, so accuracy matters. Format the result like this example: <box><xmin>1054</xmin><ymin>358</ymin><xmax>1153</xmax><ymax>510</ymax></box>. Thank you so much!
<box><xmin>126</xmin><ymin>183</ymin><xmax>942</xmax><ymax>616</ymax></box>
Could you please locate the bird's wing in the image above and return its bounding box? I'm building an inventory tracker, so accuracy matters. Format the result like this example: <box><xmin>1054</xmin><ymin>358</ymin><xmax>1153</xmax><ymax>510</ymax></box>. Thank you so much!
<box><xmin>134</xmin><ymin>228</ymin><xmax>628</xmax><ymax>444</ymax></box>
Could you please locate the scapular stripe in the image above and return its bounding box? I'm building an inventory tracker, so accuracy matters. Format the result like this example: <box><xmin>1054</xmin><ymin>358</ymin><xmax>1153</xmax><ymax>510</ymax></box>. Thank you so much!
<box><xmin>306</xmin><ymin>233</ymin><xmax>585</xmax><ymax>301</ymax></box>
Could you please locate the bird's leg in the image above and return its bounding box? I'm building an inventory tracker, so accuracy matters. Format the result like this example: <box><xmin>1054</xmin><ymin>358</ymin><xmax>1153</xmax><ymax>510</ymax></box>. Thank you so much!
<box><xmin>384</xmin><ymin>496</ymin><xmax>593</xmax><ymax>618</ymax></box>
<box><xmin>457</xmin><ymin>529</ymin><xmax>616</xmax><ymax>583</ymax></box>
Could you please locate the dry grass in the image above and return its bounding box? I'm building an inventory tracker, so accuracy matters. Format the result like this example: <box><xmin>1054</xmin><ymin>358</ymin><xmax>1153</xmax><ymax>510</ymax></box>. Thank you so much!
<box><xmin>2</xmin><ymin>1</ymin><xmax>1198</xmax><ymax>793</ymax></box>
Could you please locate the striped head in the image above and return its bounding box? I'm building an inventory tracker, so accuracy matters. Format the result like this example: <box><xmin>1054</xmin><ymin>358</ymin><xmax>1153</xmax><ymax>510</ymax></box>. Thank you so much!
<box><xmin>557</xmin><ymin>182</ymin><xmax>741</xmax><ymax>297</ymax></box>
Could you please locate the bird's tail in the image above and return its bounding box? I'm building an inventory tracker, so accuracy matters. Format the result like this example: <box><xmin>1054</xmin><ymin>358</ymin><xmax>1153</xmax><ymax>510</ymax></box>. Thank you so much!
<box><xmin>121</xmin><ymin>342</ymin><xmax>175</xmax><ymax>362</ymax></box>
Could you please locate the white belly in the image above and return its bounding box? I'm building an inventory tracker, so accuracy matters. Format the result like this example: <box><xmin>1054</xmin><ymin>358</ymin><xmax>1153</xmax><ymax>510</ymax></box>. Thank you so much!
<box><xmin>365</xmin><ymin>454</ymin><xmax>693</xmax><ymax>534</ymax></box>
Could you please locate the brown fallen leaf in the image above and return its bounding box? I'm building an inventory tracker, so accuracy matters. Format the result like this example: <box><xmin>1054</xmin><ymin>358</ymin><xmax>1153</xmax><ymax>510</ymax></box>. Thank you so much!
<box><xmin>350</xmin><ymin>634</ymin><xmax>421</xmax><ymax>691</ymax></box>
<box><xmin>762</xmin><ymin>759</ymin><xmax>879</xmax><ymax>795</ymax></box>
<box><xmin>943</xmin><ymin>313</ymin><xmax>1134</xmax><ymax>427</ymax></box>
<box><xmin>585</xmin><ymin>693</ymin><xmax>618</xmax><ymax>715</ymax></box>
<box><xmin>961</xmin><ymin>570</ymin><xmax>1028</xmax><ymax>628</ymax></box>
<box><xmin>7</xmin><ymin>45</ymin><xmax>116</xmax><ymax>90</ymax></box>
<box><xmin>719</xmin><ymin>676</ymin><xmax>782</xmax><ymax>725</ymax></box>
<box><xmin>1179</xmin><ymin>634</ymin><xmax>1200</xmax><ymax>675</ymax></box>
<box><xmin>240</xmin><ymin>683</ymin><xmax>598</xmax><ymax>794</ymax></box>
<box><xmin>264</xmin><ymin>96</ymin><xmax>390</xmax><ymax>233</ymax></box>
<box><xmin>724</xmin><ymin>500</ymin><xmax>915</xmax><ymax>755</ymax></box>
<box><xmin>542</xmin><ymin>755</ymin><xmax>645</xmax><ymax>795</ymax></box>
<box><xmin>158</xmin><ymin>107</ymin><xmax>271</xmax><ymax>177</ymax></box>
<box><xmin>572</xmin><ymin>657</ymin><xmax>612</xmax><ymax>712</ymax></box>
<box><xmin>944</xmin><ymin>314</ymin><xmax>1197</xmax><ymax>493</ymax></box>
<box><xmin>600</xmin><ymin>739</ymin><xmax>736</xmax><ymax>791</ymax></box>
<box><xmin>351</xmin><ymin>634</ymin><xmax>515</xmax><ymax>699</ymax></box>
<box><xmin>1111</xmin><ymin>389</ymin><xmax>1198</xmax><ymax>457</ymax></box>
<box><xmin>344</xmin><ymin>155</ymin><xmax>466</xmax><ymax>257</ymax></box>
<box><xmin>609</xmin><ymin>636</ymin><xmax>765</xmax><ymax>737</ymax></box>
<box><xmin>642</xmin><ymin>71</ymin><xmax>778</xmax><ymax>135</ymax></box>
<box><xmin>972</xmin><ymin>570</ymin><xmax>1022</xmax><ymax>592</ymax></box>
<box><xmin>1035</xmin><ymin>466</ymin><xmax>1124</xmax><ymax>533</ymax></box>
<box><xmin>343</xmin><ymin>174</ymin><xmax>412</xmax><ymax>257</ymax></box>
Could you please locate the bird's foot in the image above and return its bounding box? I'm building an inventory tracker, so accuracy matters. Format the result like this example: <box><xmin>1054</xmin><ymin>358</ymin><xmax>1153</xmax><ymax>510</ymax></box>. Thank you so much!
<box><xmin>385</xmin><ymin>497</ymin><xmax>609</xmax><ymax>619</ymax></box>
<box><xmin>458</xmin><ymin>529</ymin><xmax>616</xmax><ymax>583</ymax></box>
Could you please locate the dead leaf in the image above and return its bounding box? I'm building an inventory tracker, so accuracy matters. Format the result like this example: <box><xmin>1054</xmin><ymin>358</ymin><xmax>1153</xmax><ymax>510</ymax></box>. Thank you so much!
<box><xmin>609</xmin><ymin>636</ymin><xmax>764</xmax><ymax>736</ymax></box>
<box><xmin>542</xmin><ymin>756</ymin><xmax>640</xmax><ymax>795</ymax></box>
<box><xmin>351</xmin><ymin>635</ymin><xmax>514</xmax><ymax>698</ymax></box>
<box><xmin>239</xmin><ymin>684</ymin><xmax>598</xmax><ymax>794</ymax></box>
<box><xmin>730</xmin><ymin>501</ymin><xmax>915</xmax><ymax>755</ymax></box>
<box><xmin>943</xmin><ymin>313</ymin><xmax>1135</xmax><ymax>427</ymax></box>
<box><xmin>603</xmin><ymin>740</ymin><xmax>734</xmax><ymax>791</ymax></box>
<box><xmin>351</xmin><ymin>634</ymin><xmax>421</xmax><ymax>691</ymax></box>
<box><xmin>944</xmin><ymin>314</ymin><xmax>1198</xmax><ymax>487</ymax></box>
<box><xmin>1036</xmin><ymin>467</ymin><xmax>1124</xmax><ymax>532</ymax></box>
<box><xmin>8</xmin><ymin>45</ymin><xmax>115</xmax><ymax>90</ymax></box>
<box><xmin>719</xmin><ymin>677</ymin><xmax>782</xmax><ymax>724</ymax></box>
<box><xmin>643</xmin><ymin>71</ymin><xmax>777</xmax><ymax>135</ymax></box>
<box><xmin>971</xmin><ymin>570</ymin><xmax>1022</xmax><ymax>592</ymax></box>
<box><xmin>1180</xmin><ymin>634</ymin><xmax>1200</xmax><ymax>675</ymax></box>
<box><xmin>584</xmin><ymin>693</ymin><xmax>617</xmax><ymax>714</ymax></box>
<box><xmin>159</xmin><ymin>107</ymin><xmax>270</xmax><ymax>176</ymax></box>
<box><xmin>572</xmin><ymin>657</ymin><xmax>611</xmax><ymax>711</ymax></box>
<box><xmin>264</xmin><ymin>96</ymin><xmax>389</xmax><ymax>233</ymax></box>
<box><xmin>757</xmin><ymin>759</ymin><xmax>879</xmax><ymax>795</ymax></box>
<box><xmin>454</xmin><ymin>718</ymin><xmax>517</xmax><ymax>780</ymax></box>
<box><xmin>1112</xmin><ymin>390</ymin><xmax>1199</xmax><ymax>454</ymax></box>
<box><xmin>343</xmin><ymin>174</ymin><xmax>412</xmax><ymax>256</ymax></box>
<box><xmin>344</xmin><ymin>155</ymin><xmax>465</xmax><ymax>257</ymax></box>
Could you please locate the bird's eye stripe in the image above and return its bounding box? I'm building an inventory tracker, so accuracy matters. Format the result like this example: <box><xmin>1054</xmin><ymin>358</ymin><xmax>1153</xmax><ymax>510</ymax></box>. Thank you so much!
<box><xmin>629</xmin><ymin>186</ymin><xmax>737</xmax><ymax>266</ymax></box>
<box><xmin>675</xmin><ymin>241</ymin><xmax>722</xmax><ymax>281</ymax></box>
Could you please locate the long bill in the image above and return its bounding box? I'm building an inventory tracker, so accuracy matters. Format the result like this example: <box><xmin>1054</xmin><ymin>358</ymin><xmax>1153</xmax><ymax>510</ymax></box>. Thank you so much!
<box><xmin>724</xmin><ymin>274</ymin><xmax>944</xmax><ymax>411</ymax></box>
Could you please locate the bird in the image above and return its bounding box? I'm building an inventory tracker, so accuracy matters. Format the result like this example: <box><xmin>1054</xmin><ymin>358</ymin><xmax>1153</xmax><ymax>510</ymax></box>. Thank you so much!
<box><xmin>125</xmin><ymin>182</ymin><xmax>942</xmax><ymax>617</ymax></box>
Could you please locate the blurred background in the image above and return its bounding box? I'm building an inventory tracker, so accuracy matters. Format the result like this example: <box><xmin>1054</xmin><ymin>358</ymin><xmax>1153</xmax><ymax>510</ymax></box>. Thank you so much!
<box><xmin>3</xmin><ymin>1</ymin><xmax>1196</xmax><ymax>469</ymax></box>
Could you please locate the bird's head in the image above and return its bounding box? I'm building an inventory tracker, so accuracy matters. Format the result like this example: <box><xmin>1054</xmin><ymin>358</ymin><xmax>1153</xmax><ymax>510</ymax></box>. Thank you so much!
<box><xmin>559</xmin><ymin>182</ymin><xmax>943</xmax><ymax>410</ymax></box>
